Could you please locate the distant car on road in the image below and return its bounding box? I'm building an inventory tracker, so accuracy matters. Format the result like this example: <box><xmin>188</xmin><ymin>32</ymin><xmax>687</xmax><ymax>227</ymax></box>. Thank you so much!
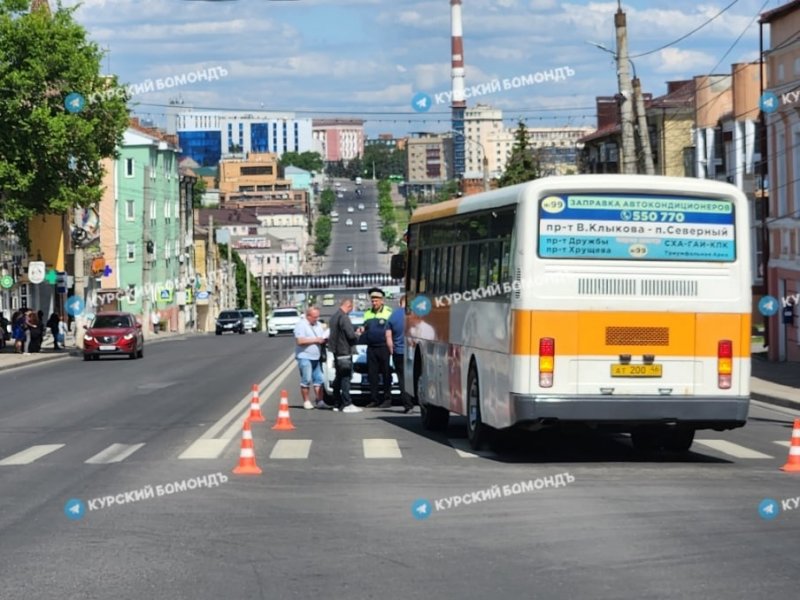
<box><xmin>83</xmin><ymin>312</ymin><xmax>144</xmax><ymax>361</ymax></box>
<box><xmin>267</xmin><ymin>307</ymin><xmax>301</xmax><ymax>337</ymax></box>
<box><xmin>357</xmin><ymin>203</ymin><xmax>365</xmax><ymax>210</ymax></box>
<box><xmin>239</xmin><ymin>309</ymin><xmax>258</xmax><ymax>332</ymax></box>
<box><xmin>216</xmin><ymin>310</ymin><xmax>246</xmax><ymax>335</ymax></box>
<box><xmin>360</xmin><ymin>221</ymin><xmax>368</xmax><ymax>231</ymax></box>
<box><xmin>346</xmin><ymin>245</ymin><xmax>353</xmax><ymax>252</ymax></box>
<box><xmin>347</xmin><ymin>206</ymin><xmax>354</xmax><ymax>213</ymax></box>
<box><xmin>345</xmin><ymin>218</ymin><xmax>353</xmax><ymax>226</ymax></box>
<box><xmin>338</xmin><ymin>193</ymin><xmax>344</xmax><ymax>199</ymax></box>
<box><xmin>342</xmin><ymin>268</ymin><xmax>351</xmax><ymax>275</ymax></box>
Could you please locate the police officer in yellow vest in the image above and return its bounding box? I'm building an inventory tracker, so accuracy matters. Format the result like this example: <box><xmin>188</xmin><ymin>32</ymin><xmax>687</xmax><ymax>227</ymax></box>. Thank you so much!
<box><xmin>362</xmin><ymin>287</ymin><xmax>394</xmax><ymax>408</ymax></box>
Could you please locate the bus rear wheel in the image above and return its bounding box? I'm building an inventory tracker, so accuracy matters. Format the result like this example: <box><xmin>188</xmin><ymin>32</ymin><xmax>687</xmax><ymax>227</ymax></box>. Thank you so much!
<box><xmin>415</xmin><ymin>352</ymin><xmax>448</xmax><ymax>431</ymax></box>
<box><xmin>467</xmin><ymin>367</ymin><xmax>492</xmax><ymax>451</ymax></box>
<box><xmin>663</xmin><ymin>428</ymin><xmax>695</xmax><ymax>452</ymax></box>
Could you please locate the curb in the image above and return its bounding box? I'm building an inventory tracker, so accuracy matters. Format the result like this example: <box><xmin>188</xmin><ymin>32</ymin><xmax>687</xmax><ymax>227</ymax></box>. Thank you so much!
<box><xmin>751</xmin><ymin>391</ymin><xmax>800</xmax><ymax>412</ymax></box>
<box><xmin>0</xmin><ymin>333</ymin><xmax>197</xmax><ymax>374</ymax></box>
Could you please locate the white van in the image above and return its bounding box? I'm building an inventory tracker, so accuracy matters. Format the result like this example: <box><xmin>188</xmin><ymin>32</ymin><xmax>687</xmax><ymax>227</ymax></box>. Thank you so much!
<box><xmin>360</xmin><ymin>222</ymin><xmax>368</xmax><ymax>232</ymax></box>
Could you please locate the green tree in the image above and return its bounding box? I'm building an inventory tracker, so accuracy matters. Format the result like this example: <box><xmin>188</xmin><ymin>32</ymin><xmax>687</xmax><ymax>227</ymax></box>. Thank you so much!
<box><xmin>319</xmin><ymin>189</ymin><xmax>335</xmax><ymax>215</ymax></box>
<box><xmin>217</xmin><ymin>243</ymin><xmax>268</xmax><ymax>322</ymax></box>
<box><xmin>498</xmin><ymin>121</ymin><xmax>541</xmax><ymax>187</ymax></box>
<box><xmin>380</xmin><ymin>222</ymin><xmax>397</xmax><ymax>252</ymax></box>
<box><xmin>434</xmin><ymin>180</ymin><xmax>460</xmax><ymax>204</ymax></box>
<box><xmin>0</xmin><ymin>0</ymin><xmax>129</xmax><ymax>229</ymax></box>
<box><xmin>314</xmin><ymin>215</ymin><xmax>332</xmax><ymax>255</ymax></box>
<box><xmin>280</xmin><ymin>151</ymin><xmax>323</xmax><ymax>174</ymax></box>
<box><xmin>191</xmin><ymin>177</ymin><xmax>207</xmax><ymax>208</ymax></box>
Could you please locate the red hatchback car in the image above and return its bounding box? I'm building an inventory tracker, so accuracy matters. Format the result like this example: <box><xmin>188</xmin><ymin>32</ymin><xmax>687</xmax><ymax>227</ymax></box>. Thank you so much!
<box><xmin>83</xmin><ymin>312</ymin><xmax>144</xmax><ymax>361</ymax></box>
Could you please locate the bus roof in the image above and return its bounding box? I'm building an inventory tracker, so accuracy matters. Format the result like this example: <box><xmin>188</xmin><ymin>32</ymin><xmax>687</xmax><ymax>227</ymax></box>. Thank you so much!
<box><xmin>409</xmin><ymin>175</ymin><xmax>745</xmax><ymax>225</ymax></box>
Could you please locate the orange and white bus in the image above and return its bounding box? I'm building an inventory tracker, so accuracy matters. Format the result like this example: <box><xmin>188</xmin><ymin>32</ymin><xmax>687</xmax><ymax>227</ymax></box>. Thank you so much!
<box><xmin>391</xmin><ymin>175</ymin><xmax>751</xmax><ymax>452</ymax></box>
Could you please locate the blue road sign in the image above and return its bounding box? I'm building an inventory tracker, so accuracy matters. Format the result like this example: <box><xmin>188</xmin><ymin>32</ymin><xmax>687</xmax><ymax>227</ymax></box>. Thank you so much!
<box><xmin>411</xmin><ymin>92</ymin><xmax>432</xmax><ymax>113</ymax></box>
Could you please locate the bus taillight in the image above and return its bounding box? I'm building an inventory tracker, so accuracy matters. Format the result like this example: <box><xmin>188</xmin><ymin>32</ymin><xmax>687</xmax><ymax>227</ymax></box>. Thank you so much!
<box><xmin>718</xmin><ymin>340</ymin><xmax>732</xmax><ymax>389</ymax></box>
<box><xmin>539</xmin><ymin>337</ymin><xmax>555</xmax><ymax>388</ymax></box>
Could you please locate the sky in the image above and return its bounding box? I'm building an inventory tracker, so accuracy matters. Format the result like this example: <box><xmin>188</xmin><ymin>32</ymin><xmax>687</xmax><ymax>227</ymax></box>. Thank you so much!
<box><xmin>58</xmin><ymin>0</ymin><xmax>785</xmax><ymax>138</ymax></box>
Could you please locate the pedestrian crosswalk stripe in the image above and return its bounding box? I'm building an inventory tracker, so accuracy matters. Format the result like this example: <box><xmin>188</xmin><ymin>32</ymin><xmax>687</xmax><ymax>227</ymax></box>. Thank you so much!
<box><xmin>179</xmin><ymin>439</ymin><xmax>230</xmax><ymax>460</ymax></box>
<box><xmin>270</xmin><ymin>439</ymin><xmax>312</xmax><ymax>459</ymax></box>
<box><xmin>84</xmin><ymin>443</ymin><xmax>145</xmax><ymax>464</ymax></box>
<box><xmin>774</xmin><ymin>440</ymin><xmax>791</xmax><ymax>448</ymax></box>
<box><xmin>694</xmin><ymin>439</ymin><xmax>773</xmax><ymax>459</ymax></box>
<box><xmin>0</xmin><ymin>444</ymin><xmax>65</xmax><ymax>466</ymax></box>
<box><xmin>363</xmin><ymin>438</ymin><xmax>402</xmax><ymax>458</ymax></box>
<box><xmin>448</xmin><ymin>438</ymin><xmax>495</xmax><ymax>458</ymax></box>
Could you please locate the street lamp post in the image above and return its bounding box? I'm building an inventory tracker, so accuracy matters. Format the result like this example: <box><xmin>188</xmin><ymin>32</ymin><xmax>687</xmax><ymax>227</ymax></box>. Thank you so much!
<box><xmin>446</xmin><ymin>129</ymin><xmax>490</xmax><ymax>192</ymax></box>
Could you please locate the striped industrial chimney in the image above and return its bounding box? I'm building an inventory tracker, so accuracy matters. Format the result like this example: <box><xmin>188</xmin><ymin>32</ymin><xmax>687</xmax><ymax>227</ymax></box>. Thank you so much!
<box><xmin>450</xmin><ymin>0</ymin><xmax>466</xmax><ymax>179</ymax></box>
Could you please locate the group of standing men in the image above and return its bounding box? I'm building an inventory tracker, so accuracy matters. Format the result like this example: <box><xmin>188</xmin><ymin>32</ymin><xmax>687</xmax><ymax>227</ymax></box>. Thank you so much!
<box><xmin>293</xmin><ymin>287</ymin><xmax>414</xmax><ymax>413</ymax></box>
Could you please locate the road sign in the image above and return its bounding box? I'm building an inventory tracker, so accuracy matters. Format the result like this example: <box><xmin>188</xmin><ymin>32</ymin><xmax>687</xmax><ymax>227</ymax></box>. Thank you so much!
<box><xmin>28</xmin><ymin>261</ymin><xmax>46</xmax><ymax>284</ymax></box>
<box><xmin>197</xmin><ymin>291</ymin><xmax>209</xmax><ymax>300</ymax></box>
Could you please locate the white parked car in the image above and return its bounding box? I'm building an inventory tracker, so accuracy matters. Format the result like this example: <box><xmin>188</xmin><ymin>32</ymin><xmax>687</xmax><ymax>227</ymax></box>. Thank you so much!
<box><xmin>347</xmin><ymin>206</ymin><xmax>354</xmax><ymax>213</ymax></box>
<box><xmin>357</xmin><ymin>203</ymin><xmax>365</xmax><ymax>210</ymax></box>
<box><xmin>345</xmin><ymin>218</ymin><xmax>353</xmax><ymax>226</ymax></box>
<box><xmin>321</xmin><ymin>311</ymin><xmax>400</xmax><ymax>404</ymax></box>
<box><xmin>360</xmin><ymin>222</ymin><xmax>368</xmax><ymax>232</ymax></box>
<box><xmin>342</xmin><ymin>268</ymin><xmax>351</xmax><ymax>275</ymax></box>
<box><xmin>267</xmin><ymin>307</ymin><xmax>301</xmax><ymax>337</ymax></box>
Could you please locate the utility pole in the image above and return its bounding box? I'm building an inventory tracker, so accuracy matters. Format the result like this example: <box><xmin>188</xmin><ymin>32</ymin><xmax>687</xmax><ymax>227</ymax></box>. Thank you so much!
<box><xmin>178</xmin><ymin>174</ymin><xmax>187</xmax><ymax>334</ymax></box>
<box><xmin>632</xmin><ymin>76</ymin><xmax>655</xmax><ymax>175</ymax></box>
<box><xmin>615</xmin><ymin>1</ymin><xmax>636</xmax><ymax>174</ymax></box>
<box><xmin>208</xmin><ymin>215</ymin><xmax>215</xmax><ymax>326</ymax></box>
<box><xmin>482</xmin><ymin>156</ymin><xmax>490</xmax><ymax>192</ymax></box>
<box><xmin>226</xmin><ymin>242</ymin><xmax>233</xmax><ymax>309</ymax></box>
<box><xmin>260</xmin><ymin>255</ymin><xmax>266</xmax><ymax>332</ymax></box>
<box><xmin>142</xmin><ymin>167</ymin><xmax>152</xmax><ymax>339</ymax></box>
<box><xmin>245</xmin><ymin>254</ymin><xmax>251</xmax><ymax>309</ymax></box>
<box><xmin>73</xmin><ymin>206</ymin><xmax>86</xmax><ymax>348</ymax></box>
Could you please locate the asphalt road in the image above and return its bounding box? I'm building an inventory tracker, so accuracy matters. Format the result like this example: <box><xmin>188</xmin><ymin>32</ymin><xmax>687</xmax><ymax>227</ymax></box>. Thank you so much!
<box><xmin>324</xmin><ymin>180</ymin><xmax>387</xmax><ymax>276</ymax></box>
<box><xmin>1</xmin><ymin>328</ymin><xmax>800</xmax><ymax>599</ymax></box>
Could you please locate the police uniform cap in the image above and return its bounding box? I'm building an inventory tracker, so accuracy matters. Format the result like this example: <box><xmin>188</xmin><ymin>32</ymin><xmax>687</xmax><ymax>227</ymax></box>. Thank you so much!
<box><xmin>368</xmin><ymin>287</ymin><xmax>385</xmax><ymax>299</ymax></box>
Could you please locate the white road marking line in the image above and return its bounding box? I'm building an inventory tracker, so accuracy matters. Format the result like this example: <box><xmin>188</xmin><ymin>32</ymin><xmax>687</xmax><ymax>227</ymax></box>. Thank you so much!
<box><xmin>0</xmin><ymin>444</ymin><xmax>65</xmax><ymax>466</ymax></box>
<box><xmin>84</xmin><ymin>443</ymin><xmax>145</xmax><ymax>464</ymax></box>
<box><xmin>179</xmin><ymin>354</ymin><xmax>296</xmax><ymax>459</ymax></box>
<box><xmin>774</xmin><ymin>440</ymin><xmax>791</xmax><ymax>448</ymax></box>
<box><xmin>448</xmin><ymin>438</ymin><xmax>494</xmax><ymax>458</ymax></box>
<box><xmin>363</xmin><ymin>438</ymin><xmax>402</xmax><ymax>459</ymax></box>
<box><xmin>694</xmin><ymin>439</ymin><xmax>773</xmax><ymax>459</ymax></box>
<box><xmin>269</xmin><ymin>439</ymin><xmax>312</xmax><ymax>459</ymax></box>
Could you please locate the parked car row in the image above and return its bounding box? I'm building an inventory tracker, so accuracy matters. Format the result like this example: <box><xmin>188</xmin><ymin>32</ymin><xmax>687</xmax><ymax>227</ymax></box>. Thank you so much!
<box><xmin>215</xmin><ymin>309</ymin><xmax>259</xmax><ymax>335</ymax></box>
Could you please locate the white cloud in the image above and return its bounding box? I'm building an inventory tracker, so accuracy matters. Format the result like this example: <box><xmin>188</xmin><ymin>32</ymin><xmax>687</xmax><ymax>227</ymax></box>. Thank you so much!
<box><xmin>649</xmin><ymin>48</ymin><xmax>716</xmax><ymax>74</ymax></box>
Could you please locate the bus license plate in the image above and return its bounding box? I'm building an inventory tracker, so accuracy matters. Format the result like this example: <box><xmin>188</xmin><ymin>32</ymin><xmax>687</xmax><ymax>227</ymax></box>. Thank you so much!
<box><xmin>611</xmin><ymin>364</ymin><xmax>662</xmax><ymax>377</ymax></box>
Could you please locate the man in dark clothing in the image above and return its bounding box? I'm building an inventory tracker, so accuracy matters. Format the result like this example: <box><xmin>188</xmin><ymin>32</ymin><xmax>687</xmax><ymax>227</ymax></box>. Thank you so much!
<box><xmin>388</xmin><ymin>295</ymin><xmax>414</xmax><ymax>413</ymax></box>
<box><xmin>327</xmin><ymin>298</ymin><xmax>363</xmax><ymax>413</ymax></box>
<box><xmin>362</xmin><ymin>288</ymin><xmax>394</xmax><ymax>408</ymax></box>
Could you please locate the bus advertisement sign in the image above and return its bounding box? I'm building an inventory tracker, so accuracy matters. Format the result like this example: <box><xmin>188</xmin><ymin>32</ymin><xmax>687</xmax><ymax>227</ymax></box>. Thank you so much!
<box><xmin>538</xmin><ymin>194</ymin><xmax>736</xmax><ymax>262</ymax></box>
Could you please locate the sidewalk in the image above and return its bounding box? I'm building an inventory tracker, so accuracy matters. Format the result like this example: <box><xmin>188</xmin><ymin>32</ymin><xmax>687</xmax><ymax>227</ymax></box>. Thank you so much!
<box><xmin>750</xmin><ymin>354</ymin><xmax>800</xmax><ymax>410</ymax></box>
<box><xmin>0</xmin><ymin>329</ymin><xmax>192</xmax><ymax>373</ymax></box>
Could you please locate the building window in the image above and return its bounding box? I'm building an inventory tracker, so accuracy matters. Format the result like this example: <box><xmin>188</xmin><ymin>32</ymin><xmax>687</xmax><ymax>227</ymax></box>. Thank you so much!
<box><xmin>126</xmin><ymin>242</ymin><xmax>136</xmax><ymax>262</ymax></box>
<box><xmin>795</xmin><ymin>57</ymin><xmax>800</xmax><ymax>76</ymax></box>
<box><xmin>126</xmin><ymin>200</ymin><xmax>135</xmax><ymax>221</ymax></box>
<box><xmin>150</xmin><ymin>199</ymin><xmax>157</xmax><ymax>221</ymax></box>
<box><xmin>777</xmin><ymin>127</ymin><xmax>787</xmax><ymax>218</ymax></box>
<box><xmin>164</xmin><ymin>200</ymin><xmax>170</xmax><ymax>220</ymax></box>
<box><xmin>125</xmin><ymin>158</ymin><xmax>134</xmax><ymax>177</ymax></box>
<box><xmin>778</xmin><ymin>63</ymin><xmax>785</xmax><ymax>82</ymax></box>
<box><xmin>127</xmin><ymin>284</ymin><xmax>137</xmax><ymax>304</ymax></box>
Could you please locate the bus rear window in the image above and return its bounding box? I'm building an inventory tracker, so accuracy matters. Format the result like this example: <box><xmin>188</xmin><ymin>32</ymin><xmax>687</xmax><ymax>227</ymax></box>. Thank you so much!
<box><xmin>537</xmin><ymin>193</ymin><xmax>736</xmax><ymax>262</ymax></box>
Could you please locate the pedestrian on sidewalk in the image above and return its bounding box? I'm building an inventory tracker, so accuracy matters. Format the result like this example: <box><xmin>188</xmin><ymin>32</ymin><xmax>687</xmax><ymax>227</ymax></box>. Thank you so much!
<box><xmin>11</xmin><ymin>311</ymin><xmax>24</xmax><ymax>353</ymax></box>
<box><xmin>388</xmin><ymin>294</ymin><xmax>414</xmax><ymax>413</ymax></box>
<box><xmin>27</xmin><ymin>311</ymin><xmax>43</xmax><ymax>353</ymax></box>
<box><xmin>327</xmin><ymin>298</ymin><xmax>363</xmax><ymax>413</ymax></box>
<box><xmin>0</xmin><ymin>313</ymin><xmax>8</xmax><ymax>350</ymax></box>
<box><xmin>47</xmin><ymin>313</ymin><xmax>60</xmax><ymax>350</ymax></box>
<box><xmin>151</xmin><ymin>311</ymin><xmax>160</xmax><ymax>334</ymax></box>
<box><xmin>293</xmin><ymin>306</ymin><xmax>329</xmax><ymax>410</ymax></box>
<box><xmin>58</xmin><ymin>315</ymin><xmax>68</xmax><ymax>349</ymax></box>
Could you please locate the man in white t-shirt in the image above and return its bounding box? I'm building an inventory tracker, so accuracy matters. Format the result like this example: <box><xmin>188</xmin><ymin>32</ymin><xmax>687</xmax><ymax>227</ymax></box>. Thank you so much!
<box><xmin>293</xmin><ymin>306</ymin><xmax>329</xmax><ymax>410</ymax></box>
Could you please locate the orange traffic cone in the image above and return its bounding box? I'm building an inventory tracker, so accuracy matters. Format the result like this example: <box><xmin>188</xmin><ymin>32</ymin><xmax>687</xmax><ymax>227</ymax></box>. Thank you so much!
<box><xmin>780</xmin><ymin>418</ymin><xmax>800</xmax><ymax>472</ymax></box>
<box><xmin>271</xmin><ymin>390</ymin><xmax>296</xmax><ymax>431</ymax></box>
<box><xmin>248</xmin><ymin>384</ymin><xmax>265</xmax><ymax>423</ymax></box>
<box><xmin>232</xmin><ymin>420</ymin><xmax>262</xmax><ymax>475</ymax></box>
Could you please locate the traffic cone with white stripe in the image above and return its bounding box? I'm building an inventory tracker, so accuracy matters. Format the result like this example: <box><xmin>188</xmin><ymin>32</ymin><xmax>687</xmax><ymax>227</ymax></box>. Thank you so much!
<box><xmin>271</xmin><ymin>389</ymin><xmax>296</xmax><ymax>431</ymax></box>
<box><xmin>248</xmin><ymin>384</ymin><xmax>265</xmax><ymax>423</ymax></box>
<box><xmin>780</xmin><ymin>418</ymin><xmax>800</xmax><ymax>472</ymax></box>
<box><xmin>232</xmin><ymin>420</ymin><xmax>262</xmax><ymax>475</ymax></box>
